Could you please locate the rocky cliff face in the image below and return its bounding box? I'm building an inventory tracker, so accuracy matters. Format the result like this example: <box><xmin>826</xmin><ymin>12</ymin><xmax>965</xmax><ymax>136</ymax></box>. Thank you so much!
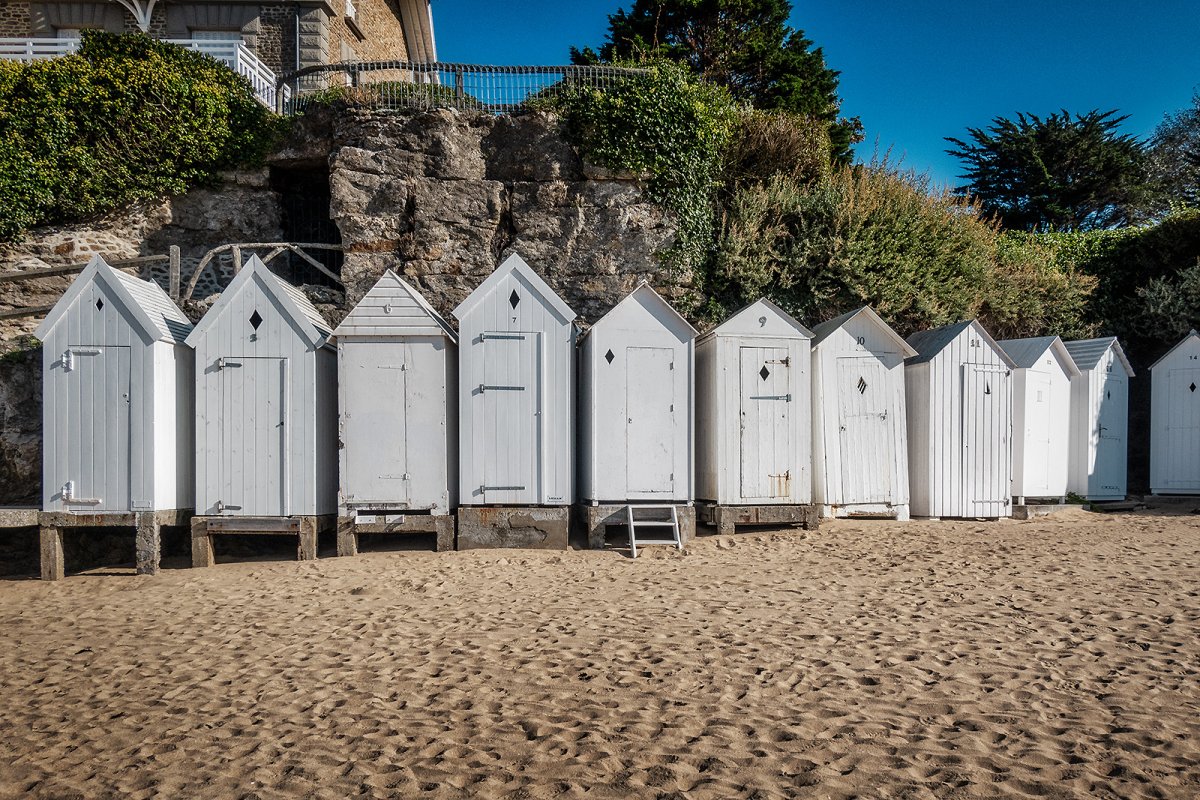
<box><xmin>0</xmin><ymin>107</ymin><xmax>681</xmax><ymax>507</ymax></box>
<box><xmin>320</xmin><ymin>108</ymin><xmax>679</xmax><ymax>325</ymax></box>
<box><xmin>0</xmin><ymin>347</ymin><xmax>39</xmax><ymax>504</ymax></box>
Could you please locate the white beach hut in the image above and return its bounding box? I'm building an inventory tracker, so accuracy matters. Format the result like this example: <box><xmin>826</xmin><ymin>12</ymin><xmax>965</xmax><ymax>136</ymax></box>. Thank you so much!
<box><xmin>1063</xmin><ymin>337</ymin><xmax>1134</xmax><ymax>501</ymax></box>
<box><xmin>186</xmin><ymin>256</ymin><xmax>337</xmax><ymax>564</ymax></box>
<box><xmin>695</xmin><ymin>299</ymin><xmax>816</xmax><ymax>533</ymax></box>
<box><xmin>578</xmin><ymin>283</ymin><xmax>697</xmax><ymax>547</ymax></box>
<box><xmin>332</xmin><ymin>270</ymin><xmax>458</xmax><ymax>553</ymax></box>
<box><xmin>810</xmin><ymin>306</ymin><xmax>917</xmax><ymax>520</ymax></box>
<box><xmin>905</xmin><ymin>319</ymin><xmax>1015</xmax><ymax>519</ymax></box>
<box><xmin>998</xmin><ymin>336</ymin><xmax>1080</xmax><ymax>504</ymax></box>
<box><xmin>1150</xmin><ymin>330</ymin><xmax>1200</xmax><ymax>495</ymax></box>
<box><xmin>35</xmin><ymin>255</ymin><xmax>194</xmax><ymax>578</ymax></box>
<box><xmin>453</xmin><ymin>253</ymin><xmax>577</xmax><ymax>548</ymax></box>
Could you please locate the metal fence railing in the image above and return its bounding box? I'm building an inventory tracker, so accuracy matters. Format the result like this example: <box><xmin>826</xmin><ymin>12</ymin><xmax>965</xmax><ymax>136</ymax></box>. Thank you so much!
<box><xmin>279</xmin><ymin>61</ymin><xmax>648</xmax><ymax>115</ymax></box>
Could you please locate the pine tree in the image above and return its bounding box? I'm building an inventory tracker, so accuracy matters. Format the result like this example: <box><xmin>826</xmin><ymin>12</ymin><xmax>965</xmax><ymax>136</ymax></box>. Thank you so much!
<box><xmin>946</xmin><ymin>110</ymin><xmax>1156</xmax><ymax>231</ymax></box>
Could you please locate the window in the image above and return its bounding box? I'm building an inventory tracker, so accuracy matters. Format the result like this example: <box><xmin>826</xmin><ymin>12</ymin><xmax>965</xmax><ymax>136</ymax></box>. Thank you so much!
<box><xmin>345</xmin><ymin>0</ymin><xmax>357</xmax><ymax>19</ymax></box>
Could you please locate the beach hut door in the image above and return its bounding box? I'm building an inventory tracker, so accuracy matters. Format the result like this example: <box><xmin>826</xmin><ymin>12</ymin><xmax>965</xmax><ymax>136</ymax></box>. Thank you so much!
<box><xmin>480</xmin><ymin>332</ymin><xmax>539</xmax><ymax>504</ymax></box>
<box><xmin>1025</xmin><ymin>374</ymin><xmax>1053</xmax><ymax>494</ymax></box>
<box><xmin>1094</xmin><ymin>371</ymin><xmax>1127</xmax><ymax>495</ymax></box>
<box><xmin>341</xmin><ymin>342</ymin><xmax>409</xmax><ymax>506</ymax></box>
<box><xmin>217</xmin><ymin>356</ymin><xmax>286</xmax><ymax>515</ymax></box>
<box><xmin>739</xmin><ymin>346</ymin><xmax>792</xmax><ymax>499</ymax></box>
<box><xmin>62</xmin><ymin>345</ymin><xmax>131</xmax><ymax>512</ymax></box>
<box><xmin>962</xmin><ymin>365</ymin><xmax>1010</xmax><ymax>516</ymax></box>
<box><xmin>625</xmin><ymin>347</ymin><xmax>675</xmax><ymax>495</ymax></box>
<box><xmin>837</xmin><ymin>358</ymin><xmax>891</xmax><ymax>503</ymax></box>
<box><xmin>1166</xmin><ymin>367</ymin><xmax>1200</xmax><ymax>487</ymax></box>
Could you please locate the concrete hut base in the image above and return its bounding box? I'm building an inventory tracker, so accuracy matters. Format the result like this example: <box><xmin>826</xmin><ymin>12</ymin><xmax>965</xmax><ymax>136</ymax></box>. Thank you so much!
<box><xmin>820</xmin><ymin>503</ymin><xmax>910</xmax><ymax>521</ymax></box>
<box><xmin>456</xmin><ymin>506</ymin><xmax>570</xmax><ymax>550</ymax></box>
<box><xmin>697</xmin><ymin>503</ymin><xmax>820</xmax><ymax>536</ymax></box>
<box><xmin>1012</xmin><ymin>501</ymin><xmax>1071</xmax><ymax>520</ymax></box>
<box><xmin>190</xmin><ymin>515</ymin><xmax>335</xmax><ymax>568</ymax></box>
<box><xmin>38</xmin><ymin>509</ymin><xmax>191</xmax><ymax>581</ymax></box>
<box><xmin>337</xmin><ymin>512</ymin><xmax>456</xmax><ymax>555</ymax></box>
<box><xmin>579</xmin><ymin>503</ymin><xmax>696</xmax><ymax>551</ymax></box>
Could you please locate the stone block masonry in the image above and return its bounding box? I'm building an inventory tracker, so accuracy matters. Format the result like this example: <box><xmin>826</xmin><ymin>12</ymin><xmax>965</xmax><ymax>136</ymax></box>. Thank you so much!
<box><xmin>326</xmin><ymin>109</ymin><xmax>681</xmax><ymax>326</ymax></box>
<box><xmin>0</xmin><ymin>2</ymin><xmax>30</xmax><ymax>36</ymax></box>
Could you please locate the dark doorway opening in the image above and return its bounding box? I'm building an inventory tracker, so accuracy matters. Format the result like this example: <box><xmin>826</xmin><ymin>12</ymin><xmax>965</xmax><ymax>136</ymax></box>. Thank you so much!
<box><xmin>269</xmin><ymin>166</ymin><xmax>344</xmax><ymax>288</ymax></box>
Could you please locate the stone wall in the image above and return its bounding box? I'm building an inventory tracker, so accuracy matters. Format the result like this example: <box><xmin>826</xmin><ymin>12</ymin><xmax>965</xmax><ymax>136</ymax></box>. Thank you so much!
<box><xmin>0</xmin><ymin>170</ymin><xmax>285</xmax><ymax>343</ymax></box>
<box><xmin>0</xmin><ymin>347</ymin><xmax>39</xmax><ymax>504</ymax></box>
<box><xmin>0</xmin><ymin>2</ymin><xmax>30</xmax><ymax>35</ymax></box>
<box><xmin>328</xmin><ymin>0</ymin><xmax>409</xmax><ymax>63</ymax></box>
<box><xmin>326</xmin><ymin>109</ymin><xmax>679</xmax><ymax>326</ymax></box>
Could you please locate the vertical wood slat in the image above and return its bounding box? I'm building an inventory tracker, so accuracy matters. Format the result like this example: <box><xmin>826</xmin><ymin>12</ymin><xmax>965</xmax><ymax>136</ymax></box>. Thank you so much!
<box><xmin>455</xmin><ymin>255</ymin><xmax>575</xmax><ymax>507</ymax></box>
<box><xmin>41</xmin><ymin>260</ymin><xmax>192</xmax><ymax>514</ymax></box>
<box><xmin>578</xmin><ymin>285</ymin><xmax>694</xmax><ymax>504</ymax></box>
<box><xmin>1153</xmin><ymin>333</ymin><xmax>1200</xmax><ymax>491</ymax></box>
<box><xmin>192</xmin><ymin>260</ymin><xmax>335</xmax><ymax>517</ymax></box>
<box><xmin>168</xmin><ymin>245</ymin><xmax>181</xmax><ymax>301</ymax></box>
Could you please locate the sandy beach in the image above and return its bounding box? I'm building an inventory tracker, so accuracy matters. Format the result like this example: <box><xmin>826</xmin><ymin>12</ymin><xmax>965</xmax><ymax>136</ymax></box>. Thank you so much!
<box><xmin>1</xmin><ymin>507</ymin><xmax>1198</xmax><ymax>799</ymax></box>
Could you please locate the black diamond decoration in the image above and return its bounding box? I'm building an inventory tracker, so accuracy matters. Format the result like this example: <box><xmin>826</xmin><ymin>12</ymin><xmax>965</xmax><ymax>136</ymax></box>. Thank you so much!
<box><xmin>249</xmin><ymin>310</ymin><xmax>263</xmax><ymax>330</ymax></box>
<box><xmin>759</xmin><ymin>366</ymin><xmax>770</xmax><ymax>381</ymax></box>
<box><xmin>95</xmin><ymin>298</ymin><xmax>104</xmax><ymax>311</ymax></box>
<box><xmin>509</xmin><ymin>290</ymin><xmax>520</xmax><ymax>308</ymax></box>
<box><xmin>1107</xmin><ymin>390</ymin><xmax>1111</xmax><ymax>399</ymax></box>
<box><xmin>1191</xmin><ymin>382</ymin><xmax>1197</xmax><ymax>393</ymax></box>
<box><xmin>604</xmin><ymin>349</ymin><xmax>615</xmax><ymax>364</ymax></box>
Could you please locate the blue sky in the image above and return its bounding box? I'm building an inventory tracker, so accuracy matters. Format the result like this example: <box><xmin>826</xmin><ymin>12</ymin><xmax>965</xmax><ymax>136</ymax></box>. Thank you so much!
<box><xmin>433</xmin><ymin>0</ymin><xmax>1200</xmax><ymax>188</ymax></box>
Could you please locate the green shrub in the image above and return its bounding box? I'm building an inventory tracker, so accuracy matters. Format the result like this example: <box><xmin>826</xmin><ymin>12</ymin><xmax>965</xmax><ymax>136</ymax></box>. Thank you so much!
<box><xmin>712</xmin><ymin>162</ymin><xmax>999</xmax><ymax>331</ymax></box>
<box><xmin>302</xmin><ymin>79</ymin><xmax>483</xmax><ymax>111</ymax></box>
<box><xmin>985</xmin><ymin>233</ymin><xmax>1099</xmax><ymax>340</ymax></box>
<box><xmin>721</xmin><ymin>109</ymin><xmax>830</xmax><ymax>194</ymax></box>
<box><xmin>1031</xmin><ymin>209</ymin><xmax>1200</xmax><ymax>353</ymax></box>
<box><xmin>542</xmin><ymin>61</ymin><xmax>739</xmax><ymax>281</ymax></box>
<box><xmin>711</xmin><ymin>161</ymin><xmax>1100</xmax><ymax>337</ymax></box>
<box><xmin>0</xmin><ymin>31</ymin><xmax>281</xmax><ymax>240</ymax></box>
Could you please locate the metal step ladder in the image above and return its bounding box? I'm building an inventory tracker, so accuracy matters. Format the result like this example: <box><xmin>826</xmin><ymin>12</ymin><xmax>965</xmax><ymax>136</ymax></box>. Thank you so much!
<box><xmin>625</xmin><ymin>504</ymin><xmax>683</xmax><ymax>558</ymax></box>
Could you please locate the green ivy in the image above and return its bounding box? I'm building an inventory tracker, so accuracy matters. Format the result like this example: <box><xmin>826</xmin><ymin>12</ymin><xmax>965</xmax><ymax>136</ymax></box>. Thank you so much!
<box><xmin>0</xmin><ymin>31</ymin><xmax>282</xmax><ymax>241</ymax></box>
<box><xmin>540</xmin><ymin>61</ymin><xmax>738</xmax><ymax>289</ymax></box>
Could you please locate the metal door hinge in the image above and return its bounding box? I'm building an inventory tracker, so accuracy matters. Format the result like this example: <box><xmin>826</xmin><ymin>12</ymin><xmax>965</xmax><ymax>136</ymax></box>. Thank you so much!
<box><xmin>216</xmin><ymin>500</ymin><xmax>243</xmax><ymax>513</ymax></box>
<box><xmin>480</xmin><ymin>384</ymin><xmax>525</xmax><ymax>392</ymax></box>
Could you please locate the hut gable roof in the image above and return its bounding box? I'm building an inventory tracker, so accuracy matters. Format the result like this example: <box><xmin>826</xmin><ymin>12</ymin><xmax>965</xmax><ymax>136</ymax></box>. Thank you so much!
<box><xmin>702</xmin><ymin>298</ymin><xmax>813</xmax><ymax>341</ymax></box>
<box><xmin>35</xmin><ymin>255</ymin><xmax>192</xmax><ymax>345</ymax></box>
<box><xmin>585</xmin><ymin>283</ymin><xmax>697</xmax><ymax>343</ymax></box>
<box><xmin>906</xmin><ymin>319</ymin><xmax>1017</xmax><ymax>368</ymax></box>
<box><xmin>998</xmin><ymin>335</ymin><xmax>1081</xmax><ymax>377</ymax></box>
<box><xmin>185</xmin><ymin>255</ymin><xmax>333</xmax><ymax>350</ymax></box>
<box><xmin>453</xmin><ymin>253</ymin><xmax>576</xmax><ymax>324</ymax></box>
<box><xmin>1063</xmin><ymin>337</ymin><xmax>1134</xmax><ymax>377</ymax></box>
<box><xmin>333</xmin><ymin>270</ymin><xmax>456</xmax><ymax>341</ymax></box>
<box><xmin>811</xmin><ymin>306</ymin><xmax>916</xmax><ymax>357</ymax></box>
<box><xmin>1150</xmin><ymin>329</ymin><xmax>1200</xmax><ymax>370</ymax></box>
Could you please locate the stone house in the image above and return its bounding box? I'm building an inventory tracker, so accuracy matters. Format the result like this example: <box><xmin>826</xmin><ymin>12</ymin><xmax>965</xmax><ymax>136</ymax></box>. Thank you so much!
<box><xmin>0</xmin><ymin>0</ymin><xmax>436</xmax><ymax>78</ymax></box>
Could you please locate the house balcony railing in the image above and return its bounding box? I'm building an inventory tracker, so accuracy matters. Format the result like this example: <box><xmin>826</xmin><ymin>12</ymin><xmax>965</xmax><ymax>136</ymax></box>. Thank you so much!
<box><xmin>280</xmin><ymin>60</ymin><xmax>650</xmax><ymax>115</ymax></box>
<box><xmin>0</xmin><ymin>37</ymin><xmax>286</xmax><ymax>109</ymax></box>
